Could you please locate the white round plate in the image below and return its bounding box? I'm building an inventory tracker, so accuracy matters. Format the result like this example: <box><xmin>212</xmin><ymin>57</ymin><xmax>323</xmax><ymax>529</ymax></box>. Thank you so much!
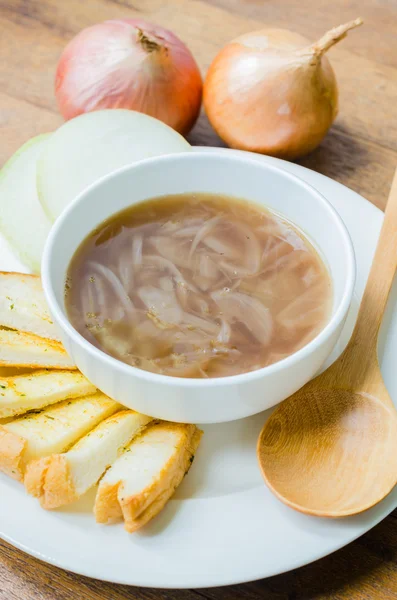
<box><xmin>0</xmin><ymin>147</ymin><xmax>395</xmax><ymax>589</ymax></box>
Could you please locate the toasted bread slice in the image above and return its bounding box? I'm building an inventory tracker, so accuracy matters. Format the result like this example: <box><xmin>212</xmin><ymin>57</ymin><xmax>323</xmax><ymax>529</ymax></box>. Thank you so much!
<box><xmin>0</xmin><ymin>329</ymin><xmax>75</xmax><ymax>369</ymax></box>
<box><xmin>0</xmin><ymin>392</ymin><xmax>120</xmax><ymax>481</ymax></box>
<box><xmin>0</xmin><ymin>272</ymin><xmax>60</xmax><ymax>340</ymax></box>
<box><xmin>94</xmin><ymin>421</ymin><xmax>202</xmax><ymax>532</ymax></box>
<box><xmin>0</xmin><ymin>369</ymin><xmax>96</xmax><ymax>419</ymax></box>
<box><xmin>25</xmin><ymin>410</ymin><xmax>153</xmax><ymax>509</ymax></box>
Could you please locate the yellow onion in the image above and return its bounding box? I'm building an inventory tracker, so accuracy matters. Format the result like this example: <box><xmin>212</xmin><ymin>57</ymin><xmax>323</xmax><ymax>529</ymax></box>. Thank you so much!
<box><xmin>204</xmin><ymin>19</ymin><xmax>363</xmax><ymax>159</ymax></box>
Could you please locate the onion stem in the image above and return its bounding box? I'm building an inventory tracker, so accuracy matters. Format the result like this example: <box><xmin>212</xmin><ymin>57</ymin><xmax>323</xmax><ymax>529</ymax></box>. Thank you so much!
<box><xmin>307</xmin><ymin>18</ymin><xmax>363</xmax><ymax>59</ymax></box>
<box><xmin>137</xmin><ymin>28</ymin><xmax>161</xmax><ymax>53</ymax></box>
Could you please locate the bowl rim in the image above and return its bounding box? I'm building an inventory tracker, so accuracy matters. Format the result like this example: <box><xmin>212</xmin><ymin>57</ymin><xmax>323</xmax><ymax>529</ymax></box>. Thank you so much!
<box><xmin>42</xmin><ymin>150</ymin><xmax>356</xmax><ymax>388</ymax></box>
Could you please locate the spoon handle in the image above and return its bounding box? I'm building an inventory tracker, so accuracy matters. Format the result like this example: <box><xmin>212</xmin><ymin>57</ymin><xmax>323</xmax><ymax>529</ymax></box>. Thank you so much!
<box><xmin>341</xmin><ymin>169</ymin><xmax>397</xmax><ymax>378</ymax></box>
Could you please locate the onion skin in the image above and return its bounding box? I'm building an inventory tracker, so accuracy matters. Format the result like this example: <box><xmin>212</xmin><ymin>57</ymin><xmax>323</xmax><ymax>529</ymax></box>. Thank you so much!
<box><xmin>55</xmin><ymin>19</ymin><xmax>203</xmax><ymax>135</ymax></box>
<box><xmin>204</xmin><ymin>21</ymin><xmax>362</xmax><ymax>159</ymax></box>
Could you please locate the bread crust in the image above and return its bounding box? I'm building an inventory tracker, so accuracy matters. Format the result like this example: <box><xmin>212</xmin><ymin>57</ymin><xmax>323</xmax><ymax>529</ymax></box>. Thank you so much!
<box><xmin>0</xmin><ymin>329</ymin><xmax>76</xmax><ymax>369</ymax></box>
<box><xmin>0</xmin><ymin>271</ymin><xmax>60</xmax><ymax>341</ymax></box>
<box><xmin>25</xmin><ymin>410</ymin><xmax>152</xmax><ymax>510</ymax></box>
<box><xmin>0</xmin><ymin>425</ymin><xmax>26</xmax><ymax>480</ymax></box>
<box><xmin>94</xmin><ymin>481</ymin><xmax>123</xmax><ymax>523</ymax></box>
<box><xmin>25</xmin><ymin>455</ymin><xmax>77</xmax><ymax>508</ymax></box>
<box><xmin>123</xmin><ymin>426</ymin><xmax>202</xmax><ymax>533</ymax></box>
<box><xmin>94</xmin><ymin>422</ymin><xmax>203</xmax><ymax>532</ymax></box>
<box><xmin>24</xmin><ymin>455</ymin><xmax>52</xmax><ymax>497</ymax></box>
<box><xmin>0</xmin><ymin>369</ymin><xmax>96</xmax><ymax>419</ymax></box>
<box><xmin>2</xmin><ymin>393</ymin><xmax>120</xmax><ymax>484</ymax></box>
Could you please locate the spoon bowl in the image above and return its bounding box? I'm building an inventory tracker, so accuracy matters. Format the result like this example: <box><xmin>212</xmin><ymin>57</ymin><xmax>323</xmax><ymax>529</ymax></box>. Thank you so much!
<box><xmin>258</xmin><ymin>170</ymin><xmax>397</xmax><ymax>517</ymax></box>
<box><xmin>258</xmin><ymin>386</ymin><xmax>397</xmax><ymax>517</ymax></box>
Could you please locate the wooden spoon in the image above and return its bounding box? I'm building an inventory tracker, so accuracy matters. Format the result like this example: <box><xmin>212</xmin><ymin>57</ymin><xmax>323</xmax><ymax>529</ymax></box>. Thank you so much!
<box><xmin>257</xmin><ymin>170</ymin><xmax>397</xmax><ymax>517</ymax></box>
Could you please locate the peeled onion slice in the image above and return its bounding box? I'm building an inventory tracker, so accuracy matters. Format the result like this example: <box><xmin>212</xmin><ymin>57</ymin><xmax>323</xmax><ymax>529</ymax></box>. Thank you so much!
<box><xmin>37</xmin><ymin>109</ymin><xmax>191</xmax><ymax>221</ymax></box>
<box><xmin>277</xmin><ymin>285</ymin><xmax>326</xmax><ymax>332</ymax></box>
<box><xmin>138</xmin><ymin>285</ymin><xmax>183</xmax><ymax>326</ymax></box>
<box><xmin>143</xmin><ymin>255</ymin><xmax>196</xmax><ymax>291</ymax></box>
<box><xmin>211</xmin><ymin>290</ymin><xmax>273</xmax><ymax>345</ymax></box>
<box><xmin>156</xmin><ymin>359</ymin><xmax>209</xmax><ymax>378</ymax></box>
<box><xmin>197</xmin><ymin>254</ymin><xmax>219</xmax><ymax>280</ymax></box>
<box><xmin>235</xmin><ymin>222</ymin><xmax>261</xmax><ymax>274</ymax></box>
<box><xmin>88</xmin><ymin>262</ymin><xmax>135</xmax><ymax>317</ymax></box>
<box><xmin>174</xmin><ymin>224</ymin><xmax>201</xmax><ymax>238</ymax></box>
<box><xmin>118</xmin><ymin>232</ymin><xmax>143</xmax><ymax>291</ymax></box>
<box><xmin>181</xmin><ymin>313</ymin><xmax>219</xmax><ymax>335</ymax></box>
<box><xmin>190</xmin><ymin>296</ymin><xmax>210</xmax><ymax>316</ymax></box>
<box><xmin>195</xmin><ymin>254</ymin><xmax>220</xmax><ymax>291</ymax></box>
<box><xmin>217</xmin><ymin>318</ymin><xmax>232</xmax><ymax>343</ymax></box>
<box><xmin>132</xmin><ymin>233</ymin><xmax>143</xmax><ymax>267</ymax></box>
<box><xmin>0</xmin><ymin>135</ymin><xmax>52</xmax><ymax>273</ymax></box>
<box><xmin>149</xmin><ymin>236</ymin><xmax>191</xmax><ymax>269</ymax></box>
<box><xmin>188</xmin><ymin>216</ymin><xmax>221</xmax><ymax>260</ymax></box>
<box><xmin>218</xmin><ymin>260</ymin><xmax>252</xmax><ymax>279</ymax></box>
<box><xmin>261</xmin><ymin>239</ymin><xmax>293</xmax><ymax>270</ymax></box>
<box><xmin>204</xmin><ymin>235</ymin><xmax>240</xmax><ymax>260</ymax></box>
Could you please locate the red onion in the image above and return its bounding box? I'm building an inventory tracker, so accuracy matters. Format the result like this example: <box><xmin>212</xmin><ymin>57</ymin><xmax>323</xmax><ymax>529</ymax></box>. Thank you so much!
<box><xmin>55</xmin><ymin>19</ymin><xmax>203</xmax><ymax>135</ymax></box>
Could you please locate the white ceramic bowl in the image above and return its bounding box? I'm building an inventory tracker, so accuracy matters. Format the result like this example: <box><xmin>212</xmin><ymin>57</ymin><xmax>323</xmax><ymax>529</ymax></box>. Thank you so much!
<box><xmin>42</xmin><ymin>152</ymin><xmax>355</xmax><ymax>423</ymax></box>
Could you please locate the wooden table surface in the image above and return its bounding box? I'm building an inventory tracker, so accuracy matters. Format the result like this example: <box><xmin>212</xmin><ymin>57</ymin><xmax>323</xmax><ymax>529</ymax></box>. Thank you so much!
<box><xmin>1</xmin><ymin>0</ymin><xmax>397</xmax><ymax>598</ymax></box>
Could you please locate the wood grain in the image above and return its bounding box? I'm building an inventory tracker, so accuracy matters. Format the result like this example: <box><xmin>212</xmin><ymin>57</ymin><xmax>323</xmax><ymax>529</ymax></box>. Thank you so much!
<box><xmin>209</xmin><ymin>0</ymin><xmax>397</xmax><ymax>69</ymax></box>
<box><xmin>1</xmin><ymin>0</ymin><xmax>397</xmax><ymax>208</ymax></box>
<box><xmin>258</xmin><ymin>171</ymin><xmax>397</xmax><ymax>517</ymax></box>
<box><xmin>346</xmin><ymin>169</ymin><xmax>397</xmax><ymax>376</ymax></box>
<box><xmin>1</xmin><ymin>0</ymin><xmax>397</xmax><ymax>597</ymax></box>
<box><xmin>2</xmin><ymin>0</ymin><xmax>397</xmax><ymax>157</ymax></box>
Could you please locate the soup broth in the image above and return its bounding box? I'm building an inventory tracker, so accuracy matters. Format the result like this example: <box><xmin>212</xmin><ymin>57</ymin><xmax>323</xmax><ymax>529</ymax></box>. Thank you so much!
<box><xmin>66</xmin><ymin>194</ymin><xmax>332</xmax><ymax>378</ymax></box>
